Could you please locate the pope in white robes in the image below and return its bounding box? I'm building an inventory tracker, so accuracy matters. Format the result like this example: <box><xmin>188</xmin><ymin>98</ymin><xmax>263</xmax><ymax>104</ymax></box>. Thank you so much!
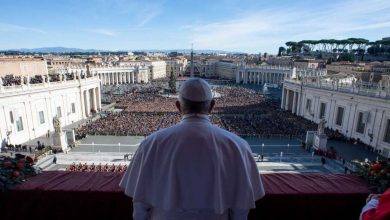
<box><xmin>120</xmin><ymin>78</ymin><xmax>265</xmax><ymax>220</ymax></box>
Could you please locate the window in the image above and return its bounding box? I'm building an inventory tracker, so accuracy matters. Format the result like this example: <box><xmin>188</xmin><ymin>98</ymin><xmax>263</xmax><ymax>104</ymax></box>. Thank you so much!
<box><xmin>335</xmin><ymin>107</ymin><xmax>344</xmax><ymax>126</ymax></box>
<box><xmin>356</xmin><ymin>112</ymin><xmax>365</xmax><ymax>134</ymax></box>
<box><xmin>306</xmin><ymin>99</ymin><xmax>312</xmax><ymax>112</ymax></box>
<box><xmin>57</xmin><ymin>106</ymin><xmax>62</xmax><ymax>117</ymax></box>
<box><xmin>39</xmin><ymin>111</ymin><xmax>45</xmax><ymax>124</ymax></box>
<box><xmin>16</xmin><ymin>116</ymin><xmax>24</xmax><ymax>132</ymax></box>
<box><xmin>9</xmin><ymin>111</ymin><xmax>14</xmax><ymax>124</ymax></box>
<box><xmin>71</xmin><ymin>103</ymin><xmax>76</xmax><ymax>113</ymax></box>
<box><xmin>384</xmin><ymin>119</ymin><xmax>390</xmax><ymax>143</ymax></box>
<box><xmin>319</xmin><ymin>103</ymin><xmax>326</xmax><ymax>119</ymax></box>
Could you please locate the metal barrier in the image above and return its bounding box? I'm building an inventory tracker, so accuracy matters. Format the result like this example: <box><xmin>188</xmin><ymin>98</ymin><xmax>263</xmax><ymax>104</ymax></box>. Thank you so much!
<box><xmin>74</xmin><ymin>143</ymin><xmax>139</xmax><ymax>153</ymax></box>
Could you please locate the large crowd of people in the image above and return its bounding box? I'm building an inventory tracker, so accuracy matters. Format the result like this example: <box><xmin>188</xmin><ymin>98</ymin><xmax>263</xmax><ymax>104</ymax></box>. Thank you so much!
<box><xmin>75</xmin><ymin>81</ymin><xmax>347</xmax><ymax>139</ymax></box>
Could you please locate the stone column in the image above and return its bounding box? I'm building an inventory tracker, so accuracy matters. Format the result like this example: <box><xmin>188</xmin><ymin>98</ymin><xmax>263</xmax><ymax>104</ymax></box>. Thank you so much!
<box><xmin>281</xmin><ymin>88</ymin><xmax>285</xmax><ymax>109</ymax></box>
<box><xmin>98</xmin><ymin>87</ymin><xmax>102</xmax><ymax>110</ymax></box>
<box><xmin>80</xmin><ymin>90</ymin><xmax>86</xmax><ymax>119</ymax></box>
<box><xmin>236</xmin><ymin>71</ymin><xmax>240</xmax><ymax>84</ymax></box>
<box><xmin>95</xmin><ymin>87</ymin><xmax>101</xmax><ymax>111</ymax></box>
<box><xmin>296</xmin><ymin>92</ymin><xmax>301</xmax><ymax>116</ymax></box>
<box><xmin>243</xmin><ymin>71</ymin><xmax>248</xmax><ymax>84</ymax></box>
<box><xmin>145</xmin><ymin>71</ymin><xmax>149</xmax><ymax>83</ymax></box>
<box><xmin>84</xmin><ymin>90</ymin><xmax>90</xmax><ymax>117</ymax></box>
<box><xmin>92</xmin><ymin>87</ymin><xmax>97</xmax><ymax>112</ymax></box>
<box><xmin>285</xmin><ymin>89</ymin><xmax>290</xmax><ymax>110</ymax></box>
<box><xmin>292</xmin><ymin>91</ymin><xmax>297</xmax><ymax>114</ymax></box>
<box><xmin>262</xmin><ymin>72</ymin><xmax>264</xmax><ymax>84</ymax></box>
<box><xmin>131</xmin><ymin>72</ymin><xmax>135</xmax><ymax>83</ymax></box>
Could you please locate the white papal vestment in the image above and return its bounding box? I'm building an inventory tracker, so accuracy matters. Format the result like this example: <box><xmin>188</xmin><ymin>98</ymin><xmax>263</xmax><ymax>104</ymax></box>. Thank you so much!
<box><xmin>120</xmin><ymin>114</ymin><xmax>265</xmax><ymax>220</ymax></box>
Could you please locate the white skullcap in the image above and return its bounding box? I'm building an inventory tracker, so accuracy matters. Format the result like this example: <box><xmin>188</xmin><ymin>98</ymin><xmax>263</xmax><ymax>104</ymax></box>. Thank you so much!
<box><xmin>179</xmin><ymin>78</ymin><xmax>212</xmax><ymax>102</ymax></box>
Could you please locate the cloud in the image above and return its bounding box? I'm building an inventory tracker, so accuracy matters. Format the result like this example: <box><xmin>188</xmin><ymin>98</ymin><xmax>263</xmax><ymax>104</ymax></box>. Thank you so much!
<box><xmin>182</xmin><ymin>0</ymin><xmax>390</xmax><ymax>53</ymax></box>
<box><xmin>136</xmin><ymin>3</ymin><xmax>163</xmax><ymax>27</ymax></box>
<box><xmin>0</xmin><ymin>22</ymin><xmax>46</xmax><ymax>34</ymax></box>
<box><xmin>137</xmin><ymin>10</ymin><xmax>160</xmax><ymax>27</ymax></box>
<box><xmin>86</xmin><ymin>28</ymin><xmax>118</xmax><ymax>36</ymax></box>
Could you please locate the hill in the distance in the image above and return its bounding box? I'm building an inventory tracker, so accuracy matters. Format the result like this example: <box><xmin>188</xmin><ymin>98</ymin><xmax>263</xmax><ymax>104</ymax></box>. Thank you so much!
<box><xmin>1</xmin><ymin>47</ymin><xmax>244</xmax><ymax>54</ymax></box>
<box><xmin>5</xmin><ymin>47</ymin><xmax>103</xmax><ymax>53</ymax></box>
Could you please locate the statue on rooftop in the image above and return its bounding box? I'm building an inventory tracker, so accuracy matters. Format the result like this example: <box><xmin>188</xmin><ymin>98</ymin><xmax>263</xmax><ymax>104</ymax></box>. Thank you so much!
<box><xmin>53</xmin><ymin>116</ymin><xmax>62</xmax><ymax>134</ymax></box>
<box><xmin>317</xmin><ymin>118</ymin><xmax>326</xmax><ymax>135</ymax></box>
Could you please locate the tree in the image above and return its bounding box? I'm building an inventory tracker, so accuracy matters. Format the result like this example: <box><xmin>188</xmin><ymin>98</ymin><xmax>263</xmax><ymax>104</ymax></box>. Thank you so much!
<box><xmin>286</xmin><ymin>41</ymin><xmax>298</xmax><ymax>54</ymax></box>
<box><xmin>278</xmin><ymin>47</ymin><xmax>286</xmax><ymax>56</ymax></box>
<box><xmin>169</xmin><ymin>71</ymin><xmax>176</xmax><ymax>93</ymax></box>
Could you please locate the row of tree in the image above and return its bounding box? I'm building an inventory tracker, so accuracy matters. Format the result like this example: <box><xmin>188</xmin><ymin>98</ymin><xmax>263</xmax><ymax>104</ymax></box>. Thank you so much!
<box><xmin>278</xmin><ymin>38</ymin><xmax>390</xmax><ymax>59</ymax></box>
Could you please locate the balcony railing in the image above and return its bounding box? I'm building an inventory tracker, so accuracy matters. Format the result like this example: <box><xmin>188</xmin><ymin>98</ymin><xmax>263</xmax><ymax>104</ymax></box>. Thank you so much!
<box><xmin>284</xmin><ymin>79</ymin><xmax>390</xmax><ymax>99</ymax></box>
<box><xmin>1</xmin><ymin>171</ymin><xmax>370</xmax><ymax>220</ymax></box>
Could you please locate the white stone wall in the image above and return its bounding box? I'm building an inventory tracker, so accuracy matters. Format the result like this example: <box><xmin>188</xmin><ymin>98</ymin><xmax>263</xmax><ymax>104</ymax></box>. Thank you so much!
<box><xmin>0</xmin><ymin>77</ymin><xmax>101</xmax><ymax>145</ymax></box>
<box><xmin>166</xmin><ymin>60</ymin><xmax>186</xmax><ymax>77</ymax></box>
<box><xmin>236</xmin><ymin>66</ymin><xmax>326</xmax><ymax>85</ymax></box>
<box><xmin>282</xmin><ymin>80</ymin><xmax>390</xmax><ymax>158</ymax></box>
<box><xmin>0</xmin><ymin>60</ymin><xmax>49</xmax><ymax>76</ymax></box>
<box><xmin>150</xmin><ymin>61</ymin><xmax>167</xmax><ymax>79</ymax></box>
<box><xmin>215</xmin><ymin>62</ymin><xmax>236</xmax><ymax>79</ymax></box>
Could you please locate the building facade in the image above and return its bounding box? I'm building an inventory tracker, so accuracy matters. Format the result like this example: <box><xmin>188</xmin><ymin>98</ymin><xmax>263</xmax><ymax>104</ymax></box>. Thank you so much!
<box><xmin>326</xmin><ymin>62</ymin><xmax>366</xmax><ymax>74</ymax></box>
<box><xmin>165</xmin><ymin>58</ymin><xmax>187</xmax><ymax>77</ymax></box>
<box><xmin>236</xmin><ymin>66</ymin><xmax>326</xmax><ymax>85</ymax></box>
<box><xmin>149</xmin><ymin>61</ymin><xmax>167</xmax><ymax>79</ymax></box>
<box><xmin>0</xmin><ymin>75</ymin><xmax>101</xmax><ymax>145</ymax></box>
<box><xmin>0</xmin><ymin>58</ymin><xmax>48</xmax><ymax>77</ymax></box>
<box><xmin>282</xmin><ymin>78</ymin><xmax>390</xmax><ymax>158</ymax></box>
<box><xmin>62</xmin><ymin>65</ymin><xmax>150</xmax><ymax>85</ymax></box>
<box><xmin>118</xmin><ymin>60</ymin><xmax>167</xmax><ymax>80</ymax></box>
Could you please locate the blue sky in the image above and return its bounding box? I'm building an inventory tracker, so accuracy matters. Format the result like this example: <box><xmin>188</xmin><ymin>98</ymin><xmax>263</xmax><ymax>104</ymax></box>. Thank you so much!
<box><xmin>0</xmin><ymin>0</ymin><xmax>390</xmax><ymax>53</ymax></box>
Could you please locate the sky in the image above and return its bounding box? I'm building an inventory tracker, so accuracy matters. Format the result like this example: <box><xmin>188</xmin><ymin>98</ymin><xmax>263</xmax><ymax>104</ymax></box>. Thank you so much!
<box><xmin>0</xmin><ymin>0</ymin><xmax>390</xmax><ymax>54</ymax></box>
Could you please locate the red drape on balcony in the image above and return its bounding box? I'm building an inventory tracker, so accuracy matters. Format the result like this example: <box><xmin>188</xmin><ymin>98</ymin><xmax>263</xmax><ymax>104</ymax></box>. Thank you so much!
<box><xmin>0</xmin><ymin>171</ymin><xmax>370</xmax><ymax>220</ymax></box>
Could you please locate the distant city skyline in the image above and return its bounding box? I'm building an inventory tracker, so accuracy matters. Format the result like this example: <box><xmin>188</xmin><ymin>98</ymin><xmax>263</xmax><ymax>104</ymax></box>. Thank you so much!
<box><xmin>0</xmin><ymin>0</ymin><xmax>390</xmax><ymax>54</ymax></box>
